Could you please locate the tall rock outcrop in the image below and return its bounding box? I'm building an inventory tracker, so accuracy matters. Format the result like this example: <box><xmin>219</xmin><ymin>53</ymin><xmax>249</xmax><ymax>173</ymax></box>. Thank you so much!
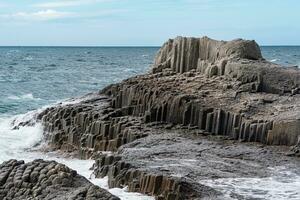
<box><xmin>153</xmin><ymin>36</ymin><xmax>262</xmax><ymax>74</ymax></box>
<box><xmin>29</xmin><ymin>36</ymin><xmax>300</xmax><ymax>199</ymax></box>
<box><xmin>153</xmin><ymin>36</ymin><xmax>299</xmax><ymax>95</ymax></box>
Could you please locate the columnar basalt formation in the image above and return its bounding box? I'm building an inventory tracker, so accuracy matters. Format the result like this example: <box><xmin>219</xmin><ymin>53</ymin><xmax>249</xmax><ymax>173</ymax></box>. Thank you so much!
<box><xmin>34</xmin><ymin>36</ymin><xmax>300</xmax><ymax>199</ymax></box>
<box><xmin>102</xmin><ymin>70</ymin><xmax>299</xmax><ymax>146</ymax></box>
<box><xmin>0</xmin><ymin>159</ymin><xmax>119</xmax><ymax>200</ymax></box>
<box><xmin>93</xmin><ymin>153</ymin><xmax>221</xmax><ymax>200</ymax></box>
<box><xmin>38</xmin><ymin>95</ymin><xmax>150</xmax><ymax>159</ymax></box>
<box><xmin>153</xmin><ymin>36</ymin><xmax>262</xmax><ymax>74</ymax></box>
<box><xmin>153</xmin><ymin>36</ymin><xmax>299</xmax><ymax>95</ymax></box>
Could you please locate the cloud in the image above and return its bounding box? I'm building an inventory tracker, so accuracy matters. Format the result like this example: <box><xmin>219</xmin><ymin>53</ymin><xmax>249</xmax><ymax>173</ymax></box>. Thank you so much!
<box><xmin>0</xmin><ymin>8</ymin><xmax>129</xmax><ymax>23</ymax></box>
<box><xmin>0</xmin><ymin>10</ymin><xmax>73</xmax><ymax>21</ymax></box>
<box><xmin>34</xmin><ymin>0</ymin><xmax>113</xmax><ymax>8</ymax></box>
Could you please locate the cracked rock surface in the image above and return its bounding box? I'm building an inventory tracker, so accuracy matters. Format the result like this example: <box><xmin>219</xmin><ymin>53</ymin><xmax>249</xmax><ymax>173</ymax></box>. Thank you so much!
<box><xmin>0</xmin><ymin>159</ymin><xmax>119</xmax><ymax>200</ymax></box>
<box><xmin>11</xmin><ymin>36</ymin><xmax>300</xmax><ymax>199</ymax></box>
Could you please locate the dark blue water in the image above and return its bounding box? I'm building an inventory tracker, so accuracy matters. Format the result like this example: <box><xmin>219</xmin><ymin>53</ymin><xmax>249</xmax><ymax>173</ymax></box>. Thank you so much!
<box><xmin>0</xmin><ymin>46</ymin><xmax>299</xmax><ymax>116</ymax></box>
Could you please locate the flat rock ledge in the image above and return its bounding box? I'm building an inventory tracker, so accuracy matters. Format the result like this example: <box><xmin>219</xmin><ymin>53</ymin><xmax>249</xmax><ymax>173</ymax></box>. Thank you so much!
<box><xmin>17</xmin><ymin>36</ymin><xmax>300</xmax><ymax>199</ymax></box>
<box><xmin>0</xmin><ymin>159</ymin><xmax>119</xmax><ymax>200</ymax></box>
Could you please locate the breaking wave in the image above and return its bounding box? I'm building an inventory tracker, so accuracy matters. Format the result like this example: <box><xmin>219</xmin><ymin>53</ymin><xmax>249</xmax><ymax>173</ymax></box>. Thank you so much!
<box><xmin>201</xmin><ymin>166</ymin><xmax>300</xmax><ymax>200</ymax></box>
<box><xmin>0</xmin><ymin>99</ymin><xmax>154</xmax><ymax>200</ymax></box>
<box><xmin>7</xmin><ymin>93</ymin><xmax>41</xmax><ymax>101</ymax></box>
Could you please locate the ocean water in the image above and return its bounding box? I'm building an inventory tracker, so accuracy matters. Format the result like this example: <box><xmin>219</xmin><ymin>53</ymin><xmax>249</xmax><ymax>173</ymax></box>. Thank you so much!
<box><xmin>0</xmin><ymin>47</ymin><xmax>157</xmax><ymax>200</ymax></box>
<box><xmin>0</xmin><ymin>46</ymin><xmax>299</xmax><ymax>200</ymax></box>
<box><xmin>0</xmin><ymin>47</ymin><xmax>158</xmax><ymax>116</ymax></box>
<box><xmin>261</xmin><ymin>46</ymin><xmax>300</xmax><ymax>67</ymax></box>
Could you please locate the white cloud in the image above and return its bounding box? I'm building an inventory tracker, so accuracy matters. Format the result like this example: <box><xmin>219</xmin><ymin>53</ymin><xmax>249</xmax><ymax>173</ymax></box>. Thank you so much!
<box><xmin>34</xmin><ymin>0</ymin><xmax>113</xmax><ymax>8</ymax></box>
<box><xmin>0</xmin><ymin>10</ymin><xmax>73</xmax><ymax>21</ymax></box>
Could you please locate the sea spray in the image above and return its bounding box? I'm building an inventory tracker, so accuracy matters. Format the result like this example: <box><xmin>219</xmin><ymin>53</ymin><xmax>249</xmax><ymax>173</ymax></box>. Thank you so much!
<box><xmin>201</xmin><ymin>166</ymin><xmax>300</xmax><ymax>200</ymax></box>
<box><xmin>0</xmin><ymin>119</ymin><xmax>42</xmax><ymax>162</ymax></box>
<box><xmin>0</xmin><ymin>105</ymin><xmax>154</xmax><ymax>200</ymax></box>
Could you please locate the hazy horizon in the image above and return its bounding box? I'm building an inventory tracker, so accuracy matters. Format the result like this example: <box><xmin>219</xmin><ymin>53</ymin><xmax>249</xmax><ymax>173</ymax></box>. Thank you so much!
<box><xmin>0</xmin><ymin>45</ymin><xmax>300</xmax><ymax>47</ymax></box>
<box><xmin>0</xmin><ymin>0</ymin><xmax>299</xmax><ymax>46</ymax></box>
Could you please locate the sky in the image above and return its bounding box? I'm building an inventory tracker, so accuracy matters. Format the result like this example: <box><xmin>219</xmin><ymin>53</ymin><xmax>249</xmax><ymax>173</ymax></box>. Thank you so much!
<box><xmin>0</xmin><ymin>0</ymin><xmax>299</xmax><ymax>46</ymax></box>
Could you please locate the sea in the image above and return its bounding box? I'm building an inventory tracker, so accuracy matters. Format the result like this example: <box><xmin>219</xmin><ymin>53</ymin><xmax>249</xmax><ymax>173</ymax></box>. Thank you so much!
<box><xmin>0</xmin><ymin>46</ymin><xmax>299</xmax><ymax>200</ymax></box>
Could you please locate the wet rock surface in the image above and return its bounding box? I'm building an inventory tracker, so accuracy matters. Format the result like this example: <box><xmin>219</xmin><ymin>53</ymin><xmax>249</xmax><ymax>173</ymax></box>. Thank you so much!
<box><xmin>17</xmin><ymin>36</ymin><xmax>300</xmax><ymax>199</ymax></box>
<box><xmin>0</xmin><ymin>159</ymin><xmax>119</xmax><ymax>200</ymax></box>
<box><xmin>93</xmin><ymin>128</ymin><xmax>300</xmax><ymax>199</ymax></box>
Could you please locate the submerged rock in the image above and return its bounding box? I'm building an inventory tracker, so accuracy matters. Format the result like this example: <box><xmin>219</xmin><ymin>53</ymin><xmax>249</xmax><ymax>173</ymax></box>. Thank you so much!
<box><xmin>0</xmin><ymin>159</ymin><xmax>119</xmax><ymax>200</ymax></box>
<box><xmin>35</xmin><ymin>36</ymin><xmax>300</xmax><ymax>199</ymax></box>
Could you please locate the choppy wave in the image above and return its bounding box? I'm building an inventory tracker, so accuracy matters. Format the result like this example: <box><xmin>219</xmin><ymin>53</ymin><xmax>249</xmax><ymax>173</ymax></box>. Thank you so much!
<box><xmin>6</xmin><ymin>50</ymin><xmax>20</xmax><ymax>56</ymax></box>
<box><xmin>7</xmin><ymin>93</ymin><xmax>41</xmax><ymax>101</ymax></box>
<box><xmin>0</xmin><ymin>100</ymin><xmax>154</xmax><ymax>200</ymax></box>
<box><xmin>261</xmin><ymin>46</ymin><xmax>300</xmax><ymax>66</ymax></box>
<box><xmin>23</xmin><ymin>56</ymin><xmax>34</xmax><ymax>61</ymax></box>
<box><xmin>270</xmin><ymin>58</ymin><xmax>279</xmax><ymax>62</ymax></box>
<box><xmin>0</xmin><ymin>114</ymin><xmax>43</xmax><ymax>163</ymax></box>
<box><xmin>201</xmin><ymin>166</ymin><xmax>300</xmax><ymax>200</ymax></box>
<box><xmin>0</xmin><ymin>47</ymin><xmax>157</xmax><ymax>116</ymax></box>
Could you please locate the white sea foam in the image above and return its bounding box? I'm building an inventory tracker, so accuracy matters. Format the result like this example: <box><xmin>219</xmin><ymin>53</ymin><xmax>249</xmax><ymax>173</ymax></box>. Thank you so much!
<box><xmin>23</xmin><ymin>56</ymin><xmax>34</xmax><ymax>61</ymax></box>
<box><xmin>201</xmin><ymin>166</ymin><xmax>300</xmax><ymax>200</ymax></box>
<box><xmin>0</xmin><ymin>109</ymin><xmax>154</xmax><ymax>200</ymax></box>
<box><xmin>0</xmin><ymin>97</ymin><xmax>299</xmax><ymax>200</ymax></box>
<box><xmin>0</xmin><ymin>116</ymin><xmax>43</xmax><ymax>163</ymax></box>
<box><xmin>270</xmin><ymin>58</ymin><xmax>279</xmax><ymax>62</ymax></box>
<box><xmin>7</xmin><ymin>93</ymin><xmax>41</xmax><ymax>101</ymax></box>
<box><xmin>58</xmin><ymin>92</ymin><xmax>100</xmax><ymax>105</ymax></box>
<box><xmin>6</xmin><ymin>50</ymin><xmax>20</xmax><ymax>56</ymax></box>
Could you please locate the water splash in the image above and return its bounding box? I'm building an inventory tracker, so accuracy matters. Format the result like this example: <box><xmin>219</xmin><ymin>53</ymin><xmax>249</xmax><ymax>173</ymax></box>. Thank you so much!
<box><xmin>201</xmin><ymin>166</ymin><xmax>300</xmax><ymax>200</ymax></box>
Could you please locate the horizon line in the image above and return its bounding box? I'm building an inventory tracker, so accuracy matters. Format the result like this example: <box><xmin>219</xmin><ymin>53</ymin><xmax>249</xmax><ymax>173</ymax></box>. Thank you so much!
<box><xmin>0</xmin><ymin>45</ymin><xmax>300</xmax><ymax>47</ymax></box>
<box><xmin>0</xmin><ymin>45</ymin><xmax>161</xmax><ymax>48</ymax></box>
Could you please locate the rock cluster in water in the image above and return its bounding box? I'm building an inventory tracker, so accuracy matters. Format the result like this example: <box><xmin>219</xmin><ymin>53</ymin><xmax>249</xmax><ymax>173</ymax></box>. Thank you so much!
<box><xmin>0</xmin><ymin>159</ymin><xmax>119</xmax><ymax>200</ymax></box>
<box><xmin>10</xmin><ymin>36</ymin><xmax>300</xmax><ymax>199</ymax></box>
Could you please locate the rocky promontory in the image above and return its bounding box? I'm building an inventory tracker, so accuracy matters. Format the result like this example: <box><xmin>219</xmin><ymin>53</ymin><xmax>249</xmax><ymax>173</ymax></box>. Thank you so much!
<box><xmin>10</xmin><ymin>36</ymin><xmax>300</xmax><ymax>199</ymax></box>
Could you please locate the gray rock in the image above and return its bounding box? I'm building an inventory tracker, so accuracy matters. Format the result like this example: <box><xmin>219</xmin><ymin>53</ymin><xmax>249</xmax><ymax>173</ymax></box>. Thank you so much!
<box><xmin>0</xmin><ymin>159</ymin><xmax>119</xmax><ymax>200</ymax></box>
<box><xmin>16</xmin><ymin>36</ymin><xmax>300</xmax><ymax>200</ymax></box>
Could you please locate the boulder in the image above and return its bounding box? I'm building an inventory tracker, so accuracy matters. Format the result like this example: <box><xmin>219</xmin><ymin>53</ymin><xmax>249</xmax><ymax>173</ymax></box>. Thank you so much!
<box><xmin>0</xmin><ymin>159</ymin><xmax>119</xmax><ymax>200</ymax></box>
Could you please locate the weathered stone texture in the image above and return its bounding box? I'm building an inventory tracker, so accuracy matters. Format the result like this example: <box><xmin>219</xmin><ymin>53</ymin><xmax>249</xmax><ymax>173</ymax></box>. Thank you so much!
<box><xmin>93</xmin><ymin>154</ymin><xmax>220</xmax><ymax>200</ymax></box>
<box><xmin>153</xmin><ymin>36</ymin><xmax>262</xmax><ymax>74</ymax></box>
<box><xmin>31</xmin><ymin>36</ymin><xmax>300</xmax><ymax>199</ymax></box>
<box><xmin>153</xmin><ymin>36</ymin><xmax>299</xmax><ymax>95</ymax></box>
<box><xmin>0</xmin><ymin>159</ymin><xmax>119</xmax><ymax>200</ymax></box>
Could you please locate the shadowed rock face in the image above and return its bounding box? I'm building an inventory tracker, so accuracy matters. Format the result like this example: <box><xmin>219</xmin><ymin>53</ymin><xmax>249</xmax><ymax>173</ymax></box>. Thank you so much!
<box><xmin>28</xmin><ymin>36</ymin><xmax>300</xmax><ymax>199</ymax></box>
<box><xmin>0</xmin><ymin>159</ymin><xmax>119</xmax><ymax>200</ymax></box>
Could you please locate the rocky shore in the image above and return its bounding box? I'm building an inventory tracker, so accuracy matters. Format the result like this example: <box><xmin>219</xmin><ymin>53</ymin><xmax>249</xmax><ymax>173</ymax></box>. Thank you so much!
<box><xmin>0</xmin><ymin>159</ymin><xmax>119</xmax><ymax>200</ymax></box>
<box><xmin>5</xmin><ymin>36</ymin><xmax>300</xmax><ymax>199</ymax></box>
